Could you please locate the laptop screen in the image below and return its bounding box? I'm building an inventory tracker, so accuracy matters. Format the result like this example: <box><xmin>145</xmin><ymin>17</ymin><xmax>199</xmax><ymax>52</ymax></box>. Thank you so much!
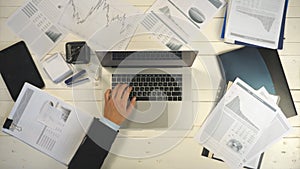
<box><xmin>96</xmin><ymin>50</ymin><xmax>198</xmax><ymax>67</ymax></box>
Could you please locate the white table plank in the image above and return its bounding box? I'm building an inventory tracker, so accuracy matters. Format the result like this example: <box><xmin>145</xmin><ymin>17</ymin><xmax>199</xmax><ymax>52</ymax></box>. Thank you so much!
<box><xmin>0</xmin><ymin>136</ymin><xmax>66</xmax><ymax>169</ymax></box>
<box><xmin>261</xmin><ymin>138</ymin><xmax>300</xmax><ymax>169</ymax></box>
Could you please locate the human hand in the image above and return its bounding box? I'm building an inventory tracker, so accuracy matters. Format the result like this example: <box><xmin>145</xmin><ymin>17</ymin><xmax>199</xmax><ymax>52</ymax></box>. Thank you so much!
<box><xmin>104</xmin><ymin>84</ymin><xmax>136</xmax><ymax>125</ymax></box>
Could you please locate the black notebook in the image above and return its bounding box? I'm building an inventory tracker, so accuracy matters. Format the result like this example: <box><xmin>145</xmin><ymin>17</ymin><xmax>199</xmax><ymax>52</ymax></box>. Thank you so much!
<box><xmin>0</xmin><ymin>41</ymin><xmax>45</xmax><ymax>101</ymax></box>
<box><xmin>217</xmin><ymin>46</ymin><xmax>297</xmax><ymax>118</ymax></box>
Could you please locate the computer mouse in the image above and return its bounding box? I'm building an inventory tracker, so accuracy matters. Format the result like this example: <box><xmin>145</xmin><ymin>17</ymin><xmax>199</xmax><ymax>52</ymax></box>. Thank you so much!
<box><xmin>188</xmin><ymin>7</ymin><xmax>206</xmax><ymax>24</ymax></box>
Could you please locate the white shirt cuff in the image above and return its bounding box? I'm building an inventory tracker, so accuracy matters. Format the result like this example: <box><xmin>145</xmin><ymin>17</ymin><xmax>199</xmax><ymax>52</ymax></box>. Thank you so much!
<box><xmin>99</xmin><ymin>117</ymin><xmax>120</xmax><ymax>131</ymax></box>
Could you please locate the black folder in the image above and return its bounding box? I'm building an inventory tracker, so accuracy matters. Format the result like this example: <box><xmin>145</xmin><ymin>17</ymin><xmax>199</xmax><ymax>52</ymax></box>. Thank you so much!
<box><xmin>217</xmin><ymin>46</ymin><xmax>297</xmax><ymax>118</ymax></box>
<box><xmin>0</xmin><ymin>41</ymin><xmax>45</xmax><ymax>101</ymax></box>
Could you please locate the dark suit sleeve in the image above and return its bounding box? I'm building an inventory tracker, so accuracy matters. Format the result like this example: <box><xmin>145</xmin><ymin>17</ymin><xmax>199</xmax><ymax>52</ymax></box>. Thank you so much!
<box><xmin>68</xmin><ymin>118</ymin><xmax>118</xmax><ymax>169</ymax></box>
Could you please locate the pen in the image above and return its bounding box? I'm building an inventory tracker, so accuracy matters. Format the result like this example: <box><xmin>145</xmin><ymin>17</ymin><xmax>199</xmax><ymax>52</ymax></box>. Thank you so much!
<box><xmin>66</xmin><ymin>77</ymin><xmax>89</xmax><ymax>86</ymax></box>
<box><xmin>65</xmin><ymin>70</ymin><xmax>88</xmax><ymax>85</ymax></box>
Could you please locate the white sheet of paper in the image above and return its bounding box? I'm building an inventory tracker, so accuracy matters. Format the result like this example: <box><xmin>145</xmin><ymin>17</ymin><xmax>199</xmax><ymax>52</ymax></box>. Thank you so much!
<box><xmin>223</xmin><ymin>79</ymin><xmax>278</xmax><ymax>129</ymax></box>
<box><xmin>245</xmin><ymin>110</ymin><xmax>292</xmax><ymax>161</ymax></box>
<box><xmin>140</xmin><ymin>0</ymin><xmax>226</xmax><ymax>50</ymax></box>
<box><xmin>257</xmin><ymin>86</ymin><xmax>280</xmax><ymax>104</ymax></box>
<box><xmin>224</xmin><ymin>0</ymin><xmax>286</xmax><ymax>49</ymax></box>
<box><xmin>2</xmin><ymin>83</ymin><xmax>93</xmax><ymax>165</ymax></box>
<box><xmin>6</xmin><ymin>0</ymin><xmax>68</xmax><ymax>59</ymax></box>
<box><xmin>58</xmin><ymin>0</ymin><xmax>142</xmax><ymax>50</ymax></box>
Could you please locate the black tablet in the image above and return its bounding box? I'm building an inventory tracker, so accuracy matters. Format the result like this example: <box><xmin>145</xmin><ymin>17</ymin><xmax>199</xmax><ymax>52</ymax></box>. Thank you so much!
<box><xmin>0</xmin><ymin>41</ymin><xmax>45</xmax><ymax>101</ymax></box>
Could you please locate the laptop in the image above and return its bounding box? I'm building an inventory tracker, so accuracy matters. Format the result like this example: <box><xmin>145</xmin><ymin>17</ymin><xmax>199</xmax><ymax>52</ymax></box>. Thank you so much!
<box><xmin>96</xmin><ymin>50</ymin><xmax>197</xmax><ymax>135</ymax></box>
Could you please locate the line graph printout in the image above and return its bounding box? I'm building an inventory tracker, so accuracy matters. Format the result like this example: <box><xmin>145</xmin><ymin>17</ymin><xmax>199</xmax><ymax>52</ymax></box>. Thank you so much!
<box><xmin>224</xmin><ymin>0</ymin><xmax>286</xmax><ymax>49</ymax></box>
<box><xmin>58</xmin><ymin>0</ymin><xmax>142</xmax><ymax>50</ymax></box>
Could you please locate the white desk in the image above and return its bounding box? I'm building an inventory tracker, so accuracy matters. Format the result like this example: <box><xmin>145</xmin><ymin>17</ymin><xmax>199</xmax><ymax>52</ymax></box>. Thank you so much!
<box><xmin>0</xmin><ymin>0</ymin><xmax>299</xmax><ymax>169</ymax></box>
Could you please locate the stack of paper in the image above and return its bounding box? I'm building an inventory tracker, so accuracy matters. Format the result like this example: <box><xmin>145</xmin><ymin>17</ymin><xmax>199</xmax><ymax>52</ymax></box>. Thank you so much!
<box><xmin>195</xmin><ymin>78</ymin><xmax>291</xmax><ymax>169</ymax></box>
<box><xmin>221</xmin><ymin>0</ymin><xmax>289</xmax><ymax>49</ymax></box>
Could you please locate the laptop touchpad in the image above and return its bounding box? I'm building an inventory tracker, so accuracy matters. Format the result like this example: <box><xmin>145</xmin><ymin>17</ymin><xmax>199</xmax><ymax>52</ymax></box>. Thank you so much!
<box><xmin>120</xmin><ymin>102</ymin><xmax>168</xmax><ymax>129</ymax></box>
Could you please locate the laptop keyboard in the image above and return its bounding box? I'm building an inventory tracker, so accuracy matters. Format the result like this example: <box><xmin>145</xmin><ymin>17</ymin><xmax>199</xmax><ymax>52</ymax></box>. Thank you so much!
<box><xmin>112</xmin><ymin>74</ymin><xmax>182</xmax><ymax>101</ymax></box>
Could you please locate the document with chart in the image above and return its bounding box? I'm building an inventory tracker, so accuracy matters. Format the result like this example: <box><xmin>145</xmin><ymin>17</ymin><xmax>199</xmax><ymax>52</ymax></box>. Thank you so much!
<box><xmin>195</xmin><ymin>78</ymin><xmax>291</xmax><ymax>169</ymax></box>
<box><xmin>140</xmin><ymin>0</ymin><xmax>226</xmax><ymax>50</ymax></box>
<box><xmin>6</xmin><ymin>0</ymin><xmax>68</xmax><ymax>59</ymax></box>
<box><xmin>2</xmin><ymin>83</ymin><xmax>93</xmax><ymax>165</ymax></box>
<box><xmin>58</xmin><ymin>0</ymin><xmax>142</xmax><ymax>50</ymax></box>
<box><xmin>224</xmin><ymin>0</ymin><xmax>286</xmax><ymax>49</ymax></box>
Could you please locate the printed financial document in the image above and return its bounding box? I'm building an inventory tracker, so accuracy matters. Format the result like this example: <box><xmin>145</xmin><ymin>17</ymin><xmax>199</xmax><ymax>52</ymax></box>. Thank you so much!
<box><xmin>195</xmin><ymin>78</ymin><xmax>291</xmax><ymax>169</ymax></box>
<box><xmin>58</xmin><ymin>0</ymin><xmax>142</xmax><ymax>50</ymax></box>
<box><xmin>2</xmin><ymin>83</ymin><xmax>93</xmax><ymax>165</ymax></box>
<box><xmin>140</xmin><ymin>0</ymin><xmax>226</xmax><ymax>50</ymax></box>
<box><xmin>224</xmin><ymin>0</ymin><xmax>286</xmax><ymax>49</ymax></box>
<box><xmin>7</xmin><ymin>0</ymin><xmax>68</xmax><ymax>59</ymax></box>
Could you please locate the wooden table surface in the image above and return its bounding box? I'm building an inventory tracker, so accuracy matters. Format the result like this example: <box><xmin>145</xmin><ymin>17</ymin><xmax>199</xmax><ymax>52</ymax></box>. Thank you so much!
<box><xmin>0</xmin><ymin>0</ymin><xmax>299</xmax><ymax>169</ymax></box>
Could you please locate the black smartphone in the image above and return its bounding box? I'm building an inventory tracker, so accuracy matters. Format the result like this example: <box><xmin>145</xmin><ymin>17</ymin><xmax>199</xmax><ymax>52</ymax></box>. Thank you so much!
<box><xmin>65</xmin><ymin>41</ymin><xmax>90</xmax><ymax>64</ymax></box>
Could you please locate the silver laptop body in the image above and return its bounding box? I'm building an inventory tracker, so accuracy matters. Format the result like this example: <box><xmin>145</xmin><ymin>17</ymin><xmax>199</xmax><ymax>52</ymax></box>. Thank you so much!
<box><xmin>96</xmin><ymin>50</ymin><xmax>197</xmax><ymax>133</ymax></box>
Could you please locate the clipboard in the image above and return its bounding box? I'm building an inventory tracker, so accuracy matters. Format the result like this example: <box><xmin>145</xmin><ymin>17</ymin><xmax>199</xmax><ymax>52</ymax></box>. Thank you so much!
<box><xmin>0</xmin><ymin>41</ymin><xmax>45</xmax><ymax>101</ymax></box>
